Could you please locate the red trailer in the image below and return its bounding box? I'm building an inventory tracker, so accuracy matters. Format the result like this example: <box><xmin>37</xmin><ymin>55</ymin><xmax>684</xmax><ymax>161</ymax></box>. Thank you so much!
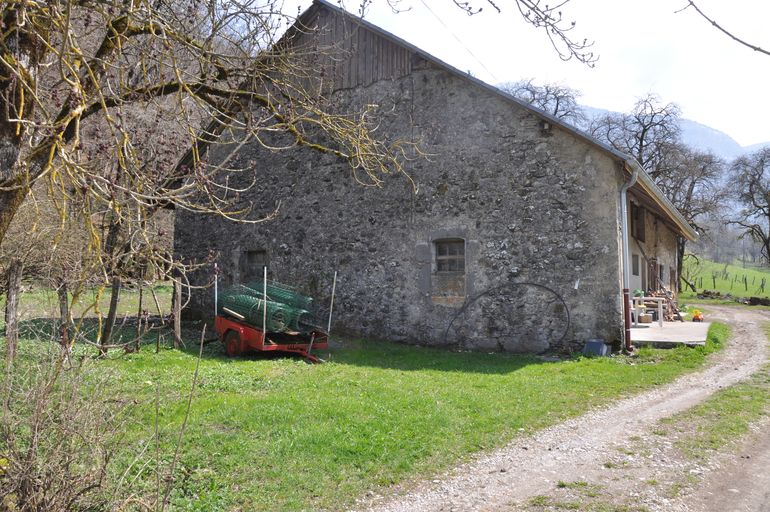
<box><xmin>214</xmin><ymin>315</ymin><xmax>328</xmax><ymax>363</ymax></box>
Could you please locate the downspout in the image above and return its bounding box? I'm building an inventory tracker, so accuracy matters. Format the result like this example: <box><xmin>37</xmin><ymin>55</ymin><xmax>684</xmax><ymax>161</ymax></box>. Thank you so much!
<box><xmin>620</xmin><ymin>162</ymin><xmax>639</xmax><ymax>353</ymax></box>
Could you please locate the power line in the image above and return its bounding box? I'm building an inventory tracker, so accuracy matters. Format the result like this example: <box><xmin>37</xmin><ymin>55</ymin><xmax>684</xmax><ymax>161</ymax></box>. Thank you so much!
<box><xmin>418</xmin><ymin>0</ymin><xmax>500</xmax><ymax>82</ymax></box>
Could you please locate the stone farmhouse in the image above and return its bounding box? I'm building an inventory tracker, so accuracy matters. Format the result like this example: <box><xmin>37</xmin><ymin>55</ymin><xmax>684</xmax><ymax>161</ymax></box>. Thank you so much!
<box><xmin>174</xmin><ymin>0</ymin><xmax>697</xmax><ymax>353</ymax></box>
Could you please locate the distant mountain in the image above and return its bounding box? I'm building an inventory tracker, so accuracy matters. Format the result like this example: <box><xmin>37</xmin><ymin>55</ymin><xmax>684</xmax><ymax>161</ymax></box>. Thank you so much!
<box><xmin>581</xmin><ymin>105</ymin><xmax>769</xmax><ymax>162</ymax></box>
<box><xmin>743</xmin><ymin>141</ymin><xmax>770</xmax><ymax>154</ymax></box>
<box><xmin>679</xmin><ymin>118</ymin><xmax>745</xmax><ymax>160</ymax></box>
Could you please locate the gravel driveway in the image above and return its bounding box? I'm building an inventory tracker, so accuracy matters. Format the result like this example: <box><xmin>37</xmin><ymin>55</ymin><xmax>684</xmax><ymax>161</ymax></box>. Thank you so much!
<box><xmin>353</xmin><ymin>306</ymin><xmax>769</xmax><ymax>512</ymax></box>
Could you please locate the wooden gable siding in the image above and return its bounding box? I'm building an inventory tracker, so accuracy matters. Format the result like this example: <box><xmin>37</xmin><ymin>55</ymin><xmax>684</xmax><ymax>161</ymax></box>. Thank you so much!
<box><xmin>293</xmin><ymin>6</ymin><xmax>415</xmax><ymax>93</ymax></box>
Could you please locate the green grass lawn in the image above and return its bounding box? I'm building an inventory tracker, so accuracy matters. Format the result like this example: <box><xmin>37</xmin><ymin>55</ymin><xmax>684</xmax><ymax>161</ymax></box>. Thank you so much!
<box><xmin>681</xmin><ymin>258</ymin><xmax>770</xmax><ymax>300</ymax></box>
<box><xmin>0</xmin><ymin>284</ymin><xmax>172</xmax><ymax>331</ymax></box>
<box><xmin>2</xmin><ymin>289</ymin><xmax>731</xmax><ymax>510</ymax></box>
<box><xmin>662</xmin><ymin>362</ymin><xmax>770</xmax><ymax>461</ymax></box>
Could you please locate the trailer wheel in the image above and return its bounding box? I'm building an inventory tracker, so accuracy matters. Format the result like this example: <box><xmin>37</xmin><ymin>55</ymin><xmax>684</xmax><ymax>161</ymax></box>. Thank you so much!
<box><xmin>223</xmin><ymin>330</ymin><xmax>242</xmax><ymax>357</ymax></box>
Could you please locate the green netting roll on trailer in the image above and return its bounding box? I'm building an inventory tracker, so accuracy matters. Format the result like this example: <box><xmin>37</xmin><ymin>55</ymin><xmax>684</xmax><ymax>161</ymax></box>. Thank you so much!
<box><xmin>221</xmin><ymin>284</ymin><xmax>263</xmax><ymax>301</ymax></box>
<box><xmin>218</xmin><ymin>282</ymin><xmax>321</xmax><ymax>334</ymax></box>
<box><xmin>243</xmin><ymin>281</ymin><xmax>314</xmax><ymax>310</ymax></box>
<box><xmin>218</xmin><ymin>294</ymin><xmax>292</xmax><ymax>333</ymax></box>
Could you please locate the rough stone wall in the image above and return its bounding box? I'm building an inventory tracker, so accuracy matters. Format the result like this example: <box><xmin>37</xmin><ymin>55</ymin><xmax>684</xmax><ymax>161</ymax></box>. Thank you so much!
<box><xmin>175</xmin><ymin>64</ymin><xmax>628</xmax><ymax>353</ymax></box>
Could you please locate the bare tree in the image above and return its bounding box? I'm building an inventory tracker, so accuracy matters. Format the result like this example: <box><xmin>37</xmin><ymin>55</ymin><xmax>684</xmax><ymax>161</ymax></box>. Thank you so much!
<box><xmin>691</xmin><ymin>218</ymin><xmax>761</xmax><ymax>267</ymax></box>
<box><xmin>0</xmin><ymin>0</ymin><xmax>598</xmax><ymax>309</ymax></box>
<box><xmin>730</xmin><ymin>147</ymin><xmax>770</xmax><ymax>263</ymax></box>
<box><xmin>589</xmin><ymin>94</ymin><xmax>727</xmax><ymax>288</ymax></box>
<box><xmin>498</xmin><ymin>79</ymin><xmax>587</xmax><ymax>126</ymax></box>
<box><xmin>658</xmin><ymin>144</ymin><xmax>726</xmax><ymax>282</ymax></box>
<box><xmin>680</xmin><ymin>252</ymin><xmax>702</xmax><ymax>292</ymax></box>
<box><xmin>0</xmin><ymin>0</ymin><xmax>599</xmax><ymax>247</ymax></box>
<box><xmin>0</xmin><ymin>0</ymin><xmax>415</xmax><ymax>254</ymax></box>
<box><xmin>0</xmin><ymin>187</ymin><xmax>98</xmax><ymax>358</ymax></box>
<box><xmin>0</xmin><ymin>0</ymin><xmax>423</xmax><ymax>359</ymax></box>
<box><xmin>588</xmin><ymin>93</ymin><xmax>681</xmax><ymax>179</ymax></box>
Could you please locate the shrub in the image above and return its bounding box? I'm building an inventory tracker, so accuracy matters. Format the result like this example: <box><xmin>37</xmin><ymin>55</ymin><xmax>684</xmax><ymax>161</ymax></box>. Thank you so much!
<box><xmin>0</xmin><ymin>351</ymin><xmax>132</xmax><ymax>510</ymax></box>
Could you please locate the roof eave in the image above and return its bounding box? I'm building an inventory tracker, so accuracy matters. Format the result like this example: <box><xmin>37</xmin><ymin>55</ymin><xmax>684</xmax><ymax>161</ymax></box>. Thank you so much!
<box><xmin>625</xmin><ymin>160</ymin><xmax>698</xmax><ymax>242</ymax></box>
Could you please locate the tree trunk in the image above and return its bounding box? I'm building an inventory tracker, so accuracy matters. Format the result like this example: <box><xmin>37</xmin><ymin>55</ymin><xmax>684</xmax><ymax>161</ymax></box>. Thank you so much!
<box><xmin>1</xmin><ymin>3</ymin><xmax>42</xmax><ymax>244</ymax></box>
<box><xmin>100</xmin><ymin>276</ymin><xmax>122</xmax><ymax>354</ymax></box>
<box><xmin>0</xmin><ymin>4</ymin><xmax>143</xmax><ymax>246</ymax></box>
<box><xmin>763</xmin><ymin>236</ymin><xmax>770</xmax><ymax>266</ymax></box>
<box><xmin>4</xmin><ymin>259</ymin><xmax>23</xmax><ymax>361</ymax></box>
<box><xmin>57</xmin><ymin>281</ymin><xmax>71</xmax><ymax>348</ymax></box>
<box><xmin>676</xmin><ymin>237</ymin><xmax>687</xmax><ymax>294</ymax></box>
<box><xmin>135</xmin><ymin>286</ymin><xmax>143</xmax><ymax>352</ymax></box>
<box><xmin>0</xmin><ymin>184</ymin><xmax>30</xmax><ymax>248</ymax></box>
<box><xmin>172</xmin><ymin>280</ymin><xmax>182</xmax><ymax>349</ymax></box>
<box><xmin>681</xmin><ymin>276</ymin><xmax>697</xmax><ymax>293</ymax></box>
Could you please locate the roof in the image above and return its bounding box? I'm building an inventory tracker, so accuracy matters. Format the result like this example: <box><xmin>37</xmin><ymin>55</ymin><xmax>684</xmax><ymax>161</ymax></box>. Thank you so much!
<box><xmin>304</xmin><ymin>0</ymin><xmax>698</xmax><ymax>242</ymax></box>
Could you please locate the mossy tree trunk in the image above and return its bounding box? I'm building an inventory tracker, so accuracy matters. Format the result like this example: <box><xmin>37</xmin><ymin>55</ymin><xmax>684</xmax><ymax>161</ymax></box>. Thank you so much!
<box><xmin>57</xmin><ymin>280</ymin><xmax>71</xmax><ymax>347</ymax></box>
<box><xmin>100</xmin><ymin>277</ymin><xmax>122</xmax><ymax>354</ymax></box>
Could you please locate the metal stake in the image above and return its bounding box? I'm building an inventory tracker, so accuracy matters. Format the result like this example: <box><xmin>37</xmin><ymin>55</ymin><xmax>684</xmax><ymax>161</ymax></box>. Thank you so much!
<box><xmin>213</xmin><ymin>262</ymin><xmax>218</xmax><ymax>317</ymax></box>
<box><xmin>327</xmin><ymin>271</ymin><xmax>337</xmax><ymax>334</ymax></box>
<box><xmin>262</xmin><ymin>266</ymin><xmax>268</xmax><ymax>337</ymax></box>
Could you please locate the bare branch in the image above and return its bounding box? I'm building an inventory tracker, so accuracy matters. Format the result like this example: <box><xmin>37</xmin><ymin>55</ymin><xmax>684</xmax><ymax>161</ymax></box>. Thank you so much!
<box><xmin>681</xmin><ymin>1</ymin><xmax>770</xmax><ymax>57</ymax></box>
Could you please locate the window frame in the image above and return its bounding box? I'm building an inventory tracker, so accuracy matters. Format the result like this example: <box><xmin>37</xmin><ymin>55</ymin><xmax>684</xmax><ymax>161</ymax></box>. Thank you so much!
<box><xmin>630</xmin><ymin>203</ymin><xmax>646</xmax><ymax>242</ymax></box>
<box><xmin>434</xmin><ymin>238</ymin><xmax>465</xmax><ymax>274</ymax></box>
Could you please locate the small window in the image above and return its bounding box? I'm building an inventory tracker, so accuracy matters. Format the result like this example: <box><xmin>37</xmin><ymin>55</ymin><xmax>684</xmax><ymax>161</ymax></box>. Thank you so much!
<box><xmin>659</xmin><ymin>264</ymin><xmax>665</xmax><ymax>284</ymax></box>
<box><xmin>240</xmin><ymin>249</ymin><xmax>268</xmax><ymax>281</ymax></box>
<box><xmin>435</xmin><ymin>239</ymin><xmax>465</xmax><ymax>273</ymax></box>
<box><xmin>632</xmin><ymin>254</ymin><xmax>639</xmax><ymax>276</ymax></box>
<box><xmin>631</xmin><ymin>203</ymin><xmax>646</xmax><ymax>242</ymax></box>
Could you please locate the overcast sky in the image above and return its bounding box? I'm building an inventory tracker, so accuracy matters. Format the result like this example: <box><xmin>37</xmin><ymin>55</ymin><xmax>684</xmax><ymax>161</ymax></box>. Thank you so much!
<box><xmin>286</xmin><ymin>0</ymin><xmax>770</xmax><ymax>148</ymax></box>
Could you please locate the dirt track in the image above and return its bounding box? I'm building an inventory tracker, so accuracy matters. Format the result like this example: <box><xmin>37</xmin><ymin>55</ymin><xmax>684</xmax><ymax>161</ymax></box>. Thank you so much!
<box><xmin>354</xmin><ymin>306</ymin><xmax>769</xmax><ymax>512</ymax></box>
<box><xmin>679</xmin><ymin>419</ymin><xmax>770</xmax><ymax>512</ymax></box>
